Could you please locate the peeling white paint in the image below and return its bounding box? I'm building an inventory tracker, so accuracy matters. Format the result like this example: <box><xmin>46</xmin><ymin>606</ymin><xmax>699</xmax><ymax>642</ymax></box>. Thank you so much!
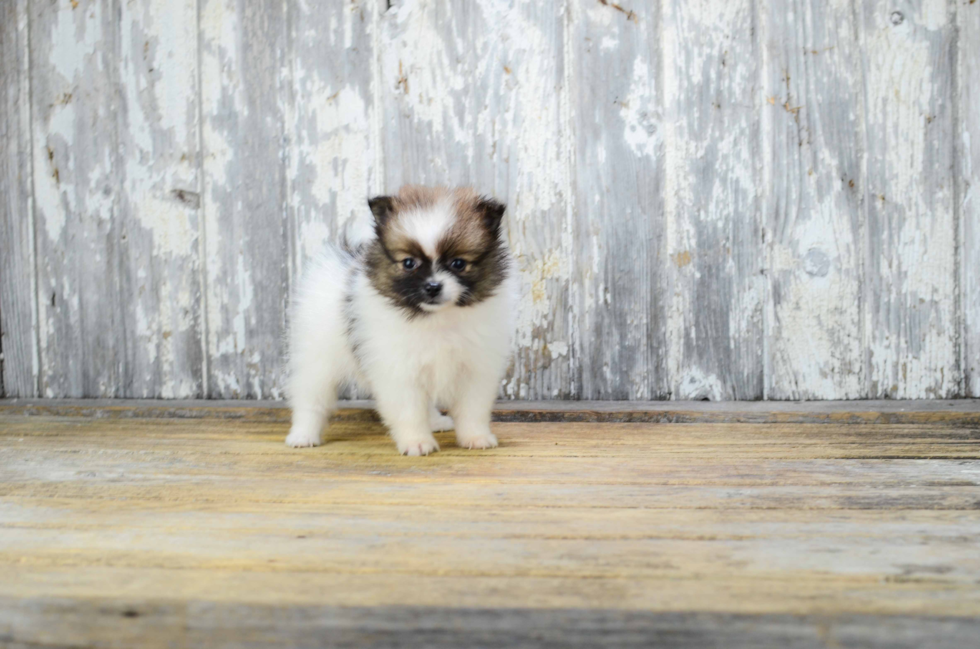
<box><xmin>915</xmin><ymin>0</ymin><xmax>947</xmax><ymax>31</ymax></box>
<box><xmin>666</xmin><ymin>0</ymin><xmax>766</xmax><ymax>399</ymax></box>
<box><xmin>864</xmin><ymin>0</ymin><xmax>956</xmax><ymax>398</ymax></box>
<box><xmin>384</xmin><ymin>1</ymin><xmax>469</xmax><ymax>150</ymax></box>
<box><xmin>514</xmin><ymin>249</ymin><xmax>566</xmax><ymax>349</ymax></box>
<box><xmin>290</xmin><ymin>61</ymin><xmax>374</xmax><ymax>264</ymax></box>
<box><xmin>676</xmin><ymin>368</ymin><xmax>723</xmax><ymax>401</ymax></box>
<box><xmin>49</xmin><ymin>1</ymin><xmax>102</xmax><ymax>82</ymax></box>
<box><xmin>620</xmin><ymin>58</ymin><xmax>660</xmax><ymax>159</ymax></box>
<box><xmin>600</xmin><ymin>35</ymin><xmax>618</xmax><ymax>51</ymax></box>
<box><xmin>548</xmin><ymin>341</ymin><xmax>569</xmax><ymax>359</ymax></box>
<box><xmin>8</xmin><ymin>0</ymin><xmax>970</xmax><ymax>400</ymax></box>
<box><xmin>959</xmin><ymin>3</ymin><xmax>980</xmax><ymax>397</ymax></box>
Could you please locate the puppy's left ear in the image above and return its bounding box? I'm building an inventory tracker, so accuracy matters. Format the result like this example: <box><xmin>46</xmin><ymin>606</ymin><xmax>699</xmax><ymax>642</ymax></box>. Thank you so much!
<box><xmin>477</xmin><ymin>198</ymin><xmax>506</xmax><ymax>237</ymax></box>
<box><xmin>368</xmin><ymin>195</ymin><xmax>396</xmax><ymax>227</ymax></box>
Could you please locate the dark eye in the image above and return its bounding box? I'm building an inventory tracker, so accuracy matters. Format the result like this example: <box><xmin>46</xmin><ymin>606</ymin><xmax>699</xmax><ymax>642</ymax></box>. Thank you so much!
<box><xmin>450</xmin><ymin>258</ymin><xmax>466</xmax><ymax>271</ymax></box>
<box><xmin>402</xmin><ymin>258</ymin><xmax>417</xmax><ymax>270</ymax></box>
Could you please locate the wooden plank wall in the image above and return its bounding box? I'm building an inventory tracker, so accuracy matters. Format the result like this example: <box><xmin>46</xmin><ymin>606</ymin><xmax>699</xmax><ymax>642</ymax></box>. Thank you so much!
<box><xmin>0</xmin><ymin>0</ymin><xmax>976</xmax><ymax>401</ymax></box>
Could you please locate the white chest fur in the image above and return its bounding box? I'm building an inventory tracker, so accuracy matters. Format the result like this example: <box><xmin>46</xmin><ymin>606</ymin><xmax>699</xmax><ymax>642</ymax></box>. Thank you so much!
<box><xmin>349</xmin><ymin>270</ymin><xmax>513</xmax><ymax>403</ymax></box>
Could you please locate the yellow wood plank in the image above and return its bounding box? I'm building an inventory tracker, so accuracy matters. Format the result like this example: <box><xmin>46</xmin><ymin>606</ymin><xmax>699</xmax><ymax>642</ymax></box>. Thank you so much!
<box><xmin>1</xmin><ymin>414</ymin><xmax>978</xmax><ymax>620</ymax></box>
<box><xmin>2</xmin><ymin>566</ymin><xmax>978</xmax><ymax>617</ymax></box>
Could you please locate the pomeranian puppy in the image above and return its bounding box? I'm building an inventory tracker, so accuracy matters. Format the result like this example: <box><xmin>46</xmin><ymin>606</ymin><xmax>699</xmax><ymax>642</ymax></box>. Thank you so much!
<box><xmin>285</xmin><ymin>186</ymin><xmax>515</xmax><ymax>455</ymax></box>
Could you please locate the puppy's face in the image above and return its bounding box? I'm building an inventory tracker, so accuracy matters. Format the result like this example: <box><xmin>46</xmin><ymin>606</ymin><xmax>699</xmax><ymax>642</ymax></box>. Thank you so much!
<box><xmin>364</xmin><ymin>186</ymin><xmax>509</xmax><ymax>316</ymax></box>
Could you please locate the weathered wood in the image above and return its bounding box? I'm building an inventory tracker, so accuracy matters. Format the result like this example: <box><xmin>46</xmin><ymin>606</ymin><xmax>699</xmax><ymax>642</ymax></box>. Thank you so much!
<box><xmin>4</xmin><ymin>397</ymin><xmax>980</xmax><ymax>425</ymax></box>
<box><xmin>959</xmin><ymin>0</ymin><xmax>980</xmax><ymax>397</ymax></box>
<box><xmin>25</xmin><ymin>0</ymin><xmax>204</xmax><ymax>400</ymax></box>
<box><xmin>116</xmin><ymin>0</ymin><xmax>204</xmax><ymax>398</ymax></box>
<box><xmin>0</xmin><ymin>0</ymin><xmax>37</xmax><ymax>398</ymax></box>
<box><xmin>861</xmin><ymin>0</ymin><xmax>958</xmax><ymax>398</ymax></box>
<box><xmin>2</xmin><ymin>601</ymin><xmax>977</xmax><ymax>649</ymax></box>
<box><xmin>285</xmin><ymin>0</ymin><xmax>377</xmax><ymax>400</ymax></box>
<box><xmin>1</xmin><ymin>414</ymin><xmax>979</xmax><ymax>646</ymax></box>
<box><xmin>29</xmin><ymin>0</ymin><xmax>129</xmax><ymax>397</ymax></box>
<box><xmin>200</xmin><ymin>0</ymin><xmax>289</xmax><ymax>398</ymax></box>
<box><xmin>663</xmin><ymin>0</ymin><xmax>766</xmax><ymax>400</ymax></box>
<box><xmin>286</xmin><ymin>0</ymin><xmax>378</xmax><ymax>284</ymax></box>
<box><xmin>378</xmin><ymin>0</ymin><xmax>574</xmax><ymax>400</ymax></box>
<box><xmin>1</xmin><ymin>0</ymin><xmax>975</xmax><ymax>401</ymax></box>
<box><xmin>763</xmin><ymin>0</ymin><xmax>866</xmax><ymax>399</ymax></box>
<box><xmin>569</xmin><ymin>0</ymin><xmax>667</xmax><ymax>399</ymax></box>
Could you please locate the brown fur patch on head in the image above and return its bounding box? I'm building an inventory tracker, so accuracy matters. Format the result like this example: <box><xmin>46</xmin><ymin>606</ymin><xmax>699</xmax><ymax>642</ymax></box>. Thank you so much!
<box><xmin>364</xmin><ymin>186</ymin><xmax>510</xmax><ymax>314</ymax></box>
<box><xmin>439</xmin><ymin>188</ymin><xmax>498</xmax><ymax>255</ymax></box>
<box><xmin>368</xmin><ymin>186</ymin><xmax>443</xmax><ymax>261</ymax></box>
<box><xmin>396</xmin><ymin>185</ymin><xmax>448</xmax><ymax>211</ymax></box>
<box><xmin>438</xmin><ymin>189</ymin><xmax>509</xmax><ymax>306</ymax></box>
<box><xmin>368</xmin><ymin>185</ymin><xmax>447</xmax><ymax>226</ymax></box>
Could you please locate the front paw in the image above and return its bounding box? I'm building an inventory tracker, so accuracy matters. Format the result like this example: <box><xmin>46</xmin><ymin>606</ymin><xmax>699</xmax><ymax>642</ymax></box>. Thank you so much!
<box><xmin>285</xmin><ymin>425</ymin><xmax>322</xmax><ymax>448</ymax></box>
<box><xmin>456</xmin><ymin>429</ymin><xmax>498</xmax><ymax>450</ymax></box>
<box><xmin>396</xmin><ymin>435</ymin><xmax>440</xmax><ymax>456</ymax></box>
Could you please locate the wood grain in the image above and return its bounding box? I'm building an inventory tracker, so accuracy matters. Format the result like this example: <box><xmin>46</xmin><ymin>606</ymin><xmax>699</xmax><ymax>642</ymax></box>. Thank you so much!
<box><xmin>763</xmin><ymin>0</ymin><xmax>866</xmax><ymax>399</ymax></box>
<box><xmin>1</xmin><ymin>413</ymin><xmax>978</xmax><ymax>646</ymax></box>
<box><xmin>29</xmin><ymin>0</ymin><xmax>128</xmax><ymax>397</ymax></box>
<box><xmin>200</xmin><ymin>0</ymin><xmax>289</xmax><ymax>398</ymax></box>
<box><xmin>569</xmin><ymin>0</ymin><xmax>667</xmax><ymax>399</ymax></box>
<box><xmin>959</xmin><ymin>0</ymin><xmax>980</xmax><ymax>397</ymax></box>
<box><xmin>663</xmin><ymin>0</ymin><xmax>765</xmax><ymax>400</ymax></box>
<box><xmin>2</xmin><ymin>600</ymin><xmax>977</xmax><ymax>649</ymax></box>
<box><xmin>24</xmin><ymin>0</ymin><xmax>204</xmax><ymax>400</ymax></box>
<box><xmin>116</xmin><ymin>0</ymin><xmax>204</xmax><ymax>398</ymax></box>
<box><xmin>286</xmin><ymin>0</ymin><xmax>377</xmax><ymax>274</ymax></box>
<box><xmin>0</xmin><ymin>0</ymin><xmax>37</xmax><ymax>398</ymax></box>
<box><xmin>861</xmin><ymin>0</ymin><xmax>958</xmax><ymax>398</ymax></box>
<box><xmin>0</xmin><ymin>0</ymin><xmax>974</xmax><ymax>401</ymax></box>
<box><xmin>4</xmin><ymin>397</ymin><xmax>980</xmax><ymax>425</ymax></box>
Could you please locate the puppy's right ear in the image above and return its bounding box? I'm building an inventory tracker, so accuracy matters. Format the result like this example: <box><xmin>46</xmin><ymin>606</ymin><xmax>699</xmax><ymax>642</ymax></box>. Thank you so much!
<box><xmin>368</xmin><ymin>196</ymin><xmax>395</xmax><ymax>227</ymax></box>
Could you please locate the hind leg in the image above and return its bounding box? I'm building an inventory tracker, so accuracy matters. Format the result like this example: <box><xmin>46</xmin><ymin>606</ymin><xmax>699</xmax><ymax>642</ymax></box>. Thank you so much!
<box><xmin>286</xmin><ymin>355</ymin><xmax>342</xmax><ymax>448</ymax></box>
<box><xmin>430</xmin><ymin>404</ymin><xmax>455</xmax><ymax>432</ymax></box>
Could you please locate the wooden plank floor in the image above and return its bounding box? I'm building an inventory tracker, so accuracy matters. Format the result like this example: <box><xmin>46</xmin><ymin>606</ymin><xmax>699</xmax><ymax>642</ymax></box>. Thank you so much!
<box><xmin>1</xmin><ymin>405</ymin><xmax>979</xmax><ymax>647</ymax></box>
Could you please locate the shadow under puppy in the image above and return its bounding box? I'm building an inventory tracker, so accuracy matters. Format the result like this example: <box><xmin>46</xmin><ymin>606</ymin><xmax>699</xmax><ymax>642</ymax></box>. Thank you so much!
<box><xmin>286</xmin><ymin>186</ymin><xmax>516</xmax><ymax>455</ymax></box>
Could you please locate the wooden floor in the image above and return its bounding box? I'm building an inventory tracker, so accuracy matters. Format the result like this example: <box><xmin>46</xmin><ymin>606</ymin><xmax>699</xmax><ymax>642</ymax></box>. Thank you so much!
<box><xmin>1</xmin><ymin>403</ymin><xmax>979</xmax><ymax>647</ymax></box>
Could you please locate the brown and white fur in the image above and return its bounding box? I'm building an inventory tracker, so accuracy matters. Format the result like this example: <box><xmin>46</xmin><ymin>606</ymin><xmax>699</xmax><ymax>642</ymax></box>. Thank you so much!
<box><xmin>285</xmin><ymin>186</ymin><xmax>515</xmax><ymax>455</ymax></box>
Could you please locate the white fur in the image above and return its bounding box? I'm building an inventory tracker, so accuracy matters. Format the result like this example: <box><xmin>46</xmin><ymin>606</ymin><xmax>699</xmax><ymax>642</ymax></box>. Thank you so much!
<box><xmin>285</xmin><ymin>221</ymin><xmax>515</xmax><ymax>456</ymax></box>
<box><xmin>392</xmin><ymin>199</ymin><xmax>455</xmax><ymax>259</ymax></box>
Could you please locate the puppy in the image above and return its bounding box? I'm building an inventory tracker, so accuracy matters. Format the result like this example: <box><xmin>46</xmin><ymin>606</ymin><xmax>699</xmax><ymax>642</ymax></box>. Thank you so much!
<box><xmin>285</xmin><ymin>186</ymin><xmax>515</xmax><ymax>455</ymax></box>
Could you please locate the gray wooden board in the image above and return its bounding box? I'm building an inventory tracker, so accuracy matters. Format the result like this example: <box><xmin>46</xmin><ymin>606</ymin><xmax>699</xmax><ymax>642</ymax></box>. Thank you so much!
<box><xmin>763</xmin><ymin>0</ymin><xmax>866</xmax><ymax>399</ymax></box>
<box><xmin>0</xmin><ymin>0</ymin><xmax>37</xmax><ymax>398</ymax></box>
<box><xmin>200</xmin><ymin>0</ymin><xmax>290</xmax><ymax>398</ymax></box>
<box><xmin>3</xmin><ymin>397</ymin><xmax>979</xmax><ymax>424</ymax></box>
<box><xmin>116</xmin><ymin>0</ymin><xmax>204</xmax><ymax>398</ymax></box>
<box><xmin>1</xmin><ymin>599</ymin><xmax>978</xmax><ymax>649</ymax></box>
<box><xmin>663</xmin><ymin>0</ymin><xmax>766</xmax><ymax>400</ymax></box>
<box><xmin>959</xmin><ymin>0</ymin><xmax>979</xmax><ymax>397</ymax></box>
<box><xmin>1</xmin><ymin>0</ymin><xmax>977</xmax><ymax>401</ymax></box>
<box><xmin>29</xmin><ymin>0</ymin><xmax>128</xmax><ymax>397</ymax></box>
<box><xmin>570</xmin><ymin>0</ymin><xmax>667</xmax><ymax>400</ymax></box>
<box><xmin>861</xmin><ymin>0</ymin><xmax>958</xmax><ymax>398</ymax></box>
<box><xmin>26</xmin><ymin>0</ymin><xmax>204</xmax><ymax>399</ymax></box>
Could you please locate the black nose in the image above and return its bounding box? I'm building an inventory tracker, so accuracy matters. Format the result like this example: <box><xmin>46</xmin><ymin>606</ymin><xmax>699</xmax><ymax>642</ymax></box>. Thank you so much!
<box><xmin>424</xmin><ymin>281</ymin><xmax>443</xmax><ymax>298</ymax></box>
